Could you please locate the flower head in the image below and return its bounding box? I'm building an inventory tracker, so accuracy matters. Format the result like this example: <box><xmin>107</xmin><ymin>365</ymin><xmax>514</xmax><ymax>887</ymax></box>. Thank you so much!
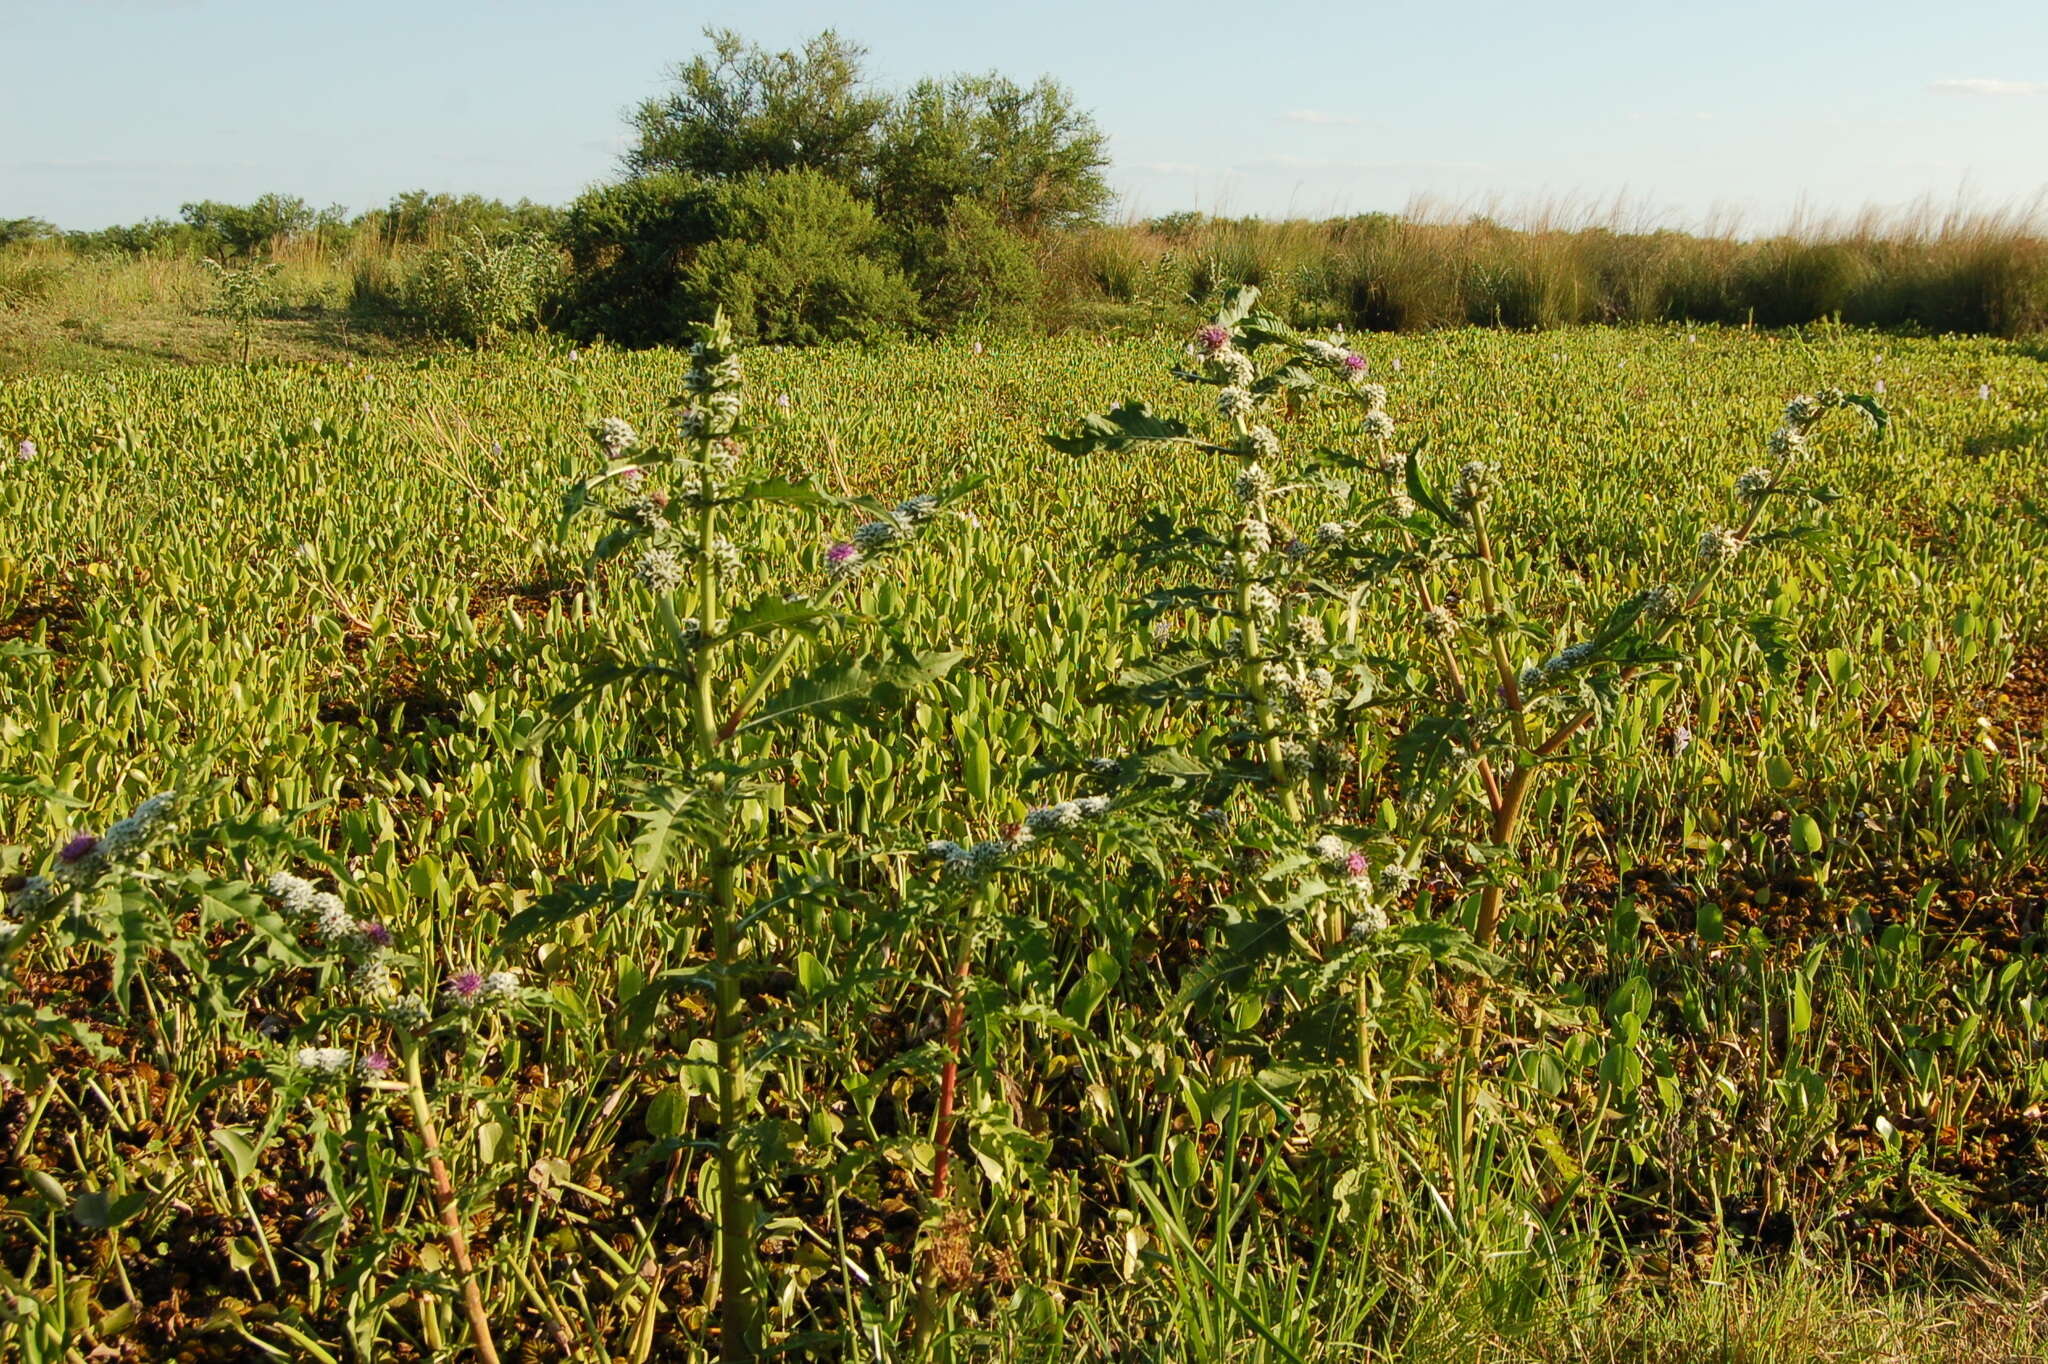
<box><xmin>99</xmin><ymin>793</ymin><xmax>177</xmax><ymax>863</ymax></box>
<box><xmin>1217</xmin><ymin>386</ymin><xmax>1257</xmax><ymax>419</ymax></box>
<box><xmin>634</xmin><ymin>547</ymin><xmax>685</xmax><ymax>594</ymax></box>
<box><xmin>58</xmin><ymin>833</ymin><xmax>99</xmax><ymax>864</ymax></box>
<box><xmin>440</xmin><ymin>971</ymin><xmax>486</xmax><ymax>1008</ymax></box>
<box><xmin>1697</xmin><ymin>526</ymin><xmax>1745</xmax><ymax>564</ymax></box>
<box><xmin>296</xmin><ymin>1046</ymin><xmax>350</xmax><ymax>1075</ymax></box>
<box><xmin>1195</xmin><ymin>325</ymin><xmax>1232</xmax><ymax>354</ymax></box>
<box><xmin>15</xmin><ymin>439</ymin><xmax>34</xmax><ymax>462</ymax></box>
<box><xmin>266</xmin><ymin>871</ymin><xmax>317</xmax><ymax>918</ymax></box>
<box><xmin>592</xmin><ymin>417</ymin><xmax>637</xmax><ymax>456</ymax></box>
<box><xmin>825</xmin><ymin>541</ymin><xmax>863</xmax><ymax>579</ymax></box>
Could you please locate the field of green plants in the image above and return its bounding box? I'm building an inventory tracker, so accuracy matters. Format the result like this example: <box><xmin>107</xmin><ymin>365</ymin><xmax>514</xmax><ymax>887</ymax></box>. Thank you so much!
<box><xmin>3</xmin><ymin>311</ymin><xmax>2048</xmax><ymax>1362</ymax></box>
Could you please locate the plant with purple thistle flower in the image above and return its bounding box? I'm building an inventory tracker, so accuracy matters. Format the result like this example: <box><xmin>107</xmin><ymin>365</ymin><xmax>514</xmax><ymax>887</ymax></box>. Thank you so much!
<box><xmin>545</xmin><ymin>311</ymin><xmax>980</xmax><ymax>1361</ymax></box>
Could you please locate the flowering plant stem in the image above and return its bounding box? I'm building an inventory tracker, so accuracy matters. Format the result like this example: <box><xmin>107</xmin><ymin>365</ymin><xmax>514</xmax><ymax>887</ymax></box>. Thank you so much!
<box><xmin>1456</xmin><ymin>424</ymin><xmax>1831</xmax><ymax>1061</ymax></box>
<box><xmin>401</xmin><ymin>1041</ymin><xmax>501</xmax><ymax>1364</ymax></box>
<box><xmin>685</xmin><ymin>457</ymin><xmax>757</xmax><ymax>1360</ymax></box>
<box><xmin>912</xmin><ymin>880</ymin><xmax>986</xmax><ymax>1353</ymax></box>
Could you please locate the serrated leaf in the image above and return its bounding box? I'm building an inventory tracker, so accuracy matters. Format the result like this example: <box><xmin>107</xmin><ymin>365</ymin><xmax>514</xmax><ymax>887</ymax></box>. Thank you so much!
<box><xmin>1045</xmin><ymin>402</ymin><xmax>1193</xmax><ymax>457</ymax></box>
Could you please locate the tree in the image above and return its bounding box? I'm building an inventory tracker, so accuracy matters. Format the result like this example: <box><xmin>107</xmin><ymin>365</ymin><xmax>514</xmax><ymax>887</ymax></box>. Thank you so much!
<box><xmin>626</xmin><ymin>28</ymin><xmax>890</xmax><ymax>187</ymax></box>
<box><xmin>872</xmin><ymin>74</ymin><xmax>1112</xmax><ymax>233</ymax></box>
<box><xmin>180</xmin><ymin>194</ymin><xmax>322</xmax><ymax>258</ymax></box>
<box><xmin>0</xmin><ymin>217</ymin><xmax>59</xmax><ymax>247</ymax></box>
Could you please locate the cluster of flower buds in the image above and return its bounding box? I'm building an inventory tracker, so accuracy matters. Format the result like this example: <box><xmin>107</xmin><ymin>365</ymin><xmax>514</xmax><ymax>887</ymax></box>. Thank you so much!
<box><xmin>1310</xmin><ymin>834</ymin><xmax>1405</xmax><ymax>937</ymax></box>
<box><xmin>825</xmin><ymin>493</ymin><xmax>944</xmax><ymax>581</ymax></box>
<box><xmin>294</xmin><ymin>1045</ymin><xmax>402</xmax><ymax>1083</ymax></box>
<box><xmin>266</xmin><ymin>871</ymin><xmax>396</xmax><ymax>990</ymax></box>
<box><xmin>1356</xmin><ymin>381</ymin><xmax>1394</xmax><ymax>441</ymax></box>
<box><xmin>634</xmin><ymin>546</ymin><xmax>685</xmax><ymax>593</ymax></box>
<box><xmin>1263</xmin><ymin>659</ymin><xmax>1338</xmax><ymax>726</ymax></box>
<box><xmin>1217</xmin><ymin>385</ymin><xmax>1259</xmax><ymax>420</ymax></box>
<box><xmin>1233</xmin><ymin>462</ymin><xmax>1274</xmax><ymax>505</ymax></box>
<box><xmin>675</xmin><ymin>438</ymin><xmax>742</xmax><ymax>504</ymax></box>
<box><xmin>3</xmin><ymin>794</ymin><xmax>181</xmax><ymax>940</ymax></box>
<box><xmin>1243</xmin><ymin>425</ymin><xmax>1282</xmax><ymax>462</ymax></box>
<box><xmin>591</xmin><ymin>417</ymin><xmax>638</xmax><ymax>458</ymax></box>
<box><xmin>1186</xmin><ymin>325</ymin><xmax>1258</xmax><ymax>389</ymax></box>
<box><xmin>1518</xmin><ymin>640</ymin><xmax>1597</xmax><ymax>693</ymax></box>
<box><xmin>440</xmin><ymin>968</ymin><xmax>521</xmax><ymax>1010</ymax></box>
<box><xmin>1697</xmin><ymin>524</ymin><xmax>1745</xmax><ymax>564</ymax></box>
<box><xmin>925</xmin><ymin>797</ymin><xmax>1113</xmax><ymax>883</ymax></box>
<box><xmin>677</xmin><ymin>316</ymin><xmax>744</xmax><ymax>439</ymax></box>
<box><xmin>1300</xmin><ymin>337</ymin><xmax>1368</xmax><ymax>378</ymax></box>
<box><xmin>1450</xmin><ymin>460</ymin><xmax>1497</xmax><ymax>516</ymax></box>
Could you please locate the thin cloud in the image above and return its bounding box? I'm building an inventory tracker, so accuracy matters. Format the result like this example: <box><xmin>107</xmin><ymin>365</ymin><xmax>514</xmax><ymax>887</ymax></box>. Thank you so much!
<box><xmin>1127</xmin><ymin>160</ymin><xmax>1212</xmax><ymax>176</ymax></box>
<box><xmin>1281</xmin><ymin>109</ymin><xmax>1363</xmax><ymax>126</ymax></box>
<box><xmin>1928</xmin><ymin>78</ymin><xmax>2048</xmax><ymax>96</ymax></box>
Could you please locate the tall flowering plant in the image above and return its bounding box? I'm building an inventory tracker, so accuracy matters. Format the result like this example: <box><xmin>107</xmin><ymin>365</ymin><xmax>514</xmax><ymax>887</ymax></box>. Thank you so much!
<box><xmin>1045</xmin><ymin>286</ymin><xmax>1885</xmax><ymax>1084</ymax></box>
<box><xmin>552</xmin><ymin>312</ymin><xmax>975</xmax><ymax>1359</ymax></box>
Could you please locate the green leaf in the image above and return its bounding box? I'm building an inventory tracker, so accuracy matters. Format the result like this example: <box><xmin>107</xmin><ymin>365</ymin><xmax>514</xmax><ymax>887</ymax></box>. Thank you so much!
<box><xmin>211</xmin><ymin>1128</ymin><xmax>260</xmax><ymax>1184</ymax></box>
<box><xmin>1044</xmin><ymin>402</ymin><xmax>1193</xmax><ymax>457</ymax></box>
<box><xmin>1404</xmin><ymin>452</ymin><xmax>1459</xmax><ymax>525</ymax></box>
<box><xmin>71</xmin><ymin>1189</ymin><xmax>149</xmax><ymax>1230</ymax></box>
<box><xmin>723</xmin><ymin>474</ymin><xmax>840</xmax><ymax>507</ymax></box>
<box><xmin>1745</xmin><ymin>613</ymin><xmax>1797</xmax><ymax>679</ymax></box>
<box><xmin>713</xmin><ymin>592</ymin><xmax>834</xmax><ymax>645</ymax></box>
<box><xmin>646</xmin><ymin>1087</ymin><xmax>687</xmax><ymax>1140</ymax></box>
<box><xmin>1211</xmin><ymin>285</ymin><xmax>1261</xmax><ymax>329</ymax></box>
<box><xmin>741</xmin><ymin>647</ymin><xmax>963</xmax><ymax>732</ymax></box>
<box><xmin>1791</xmin><ymin>813</ymin><xmax>1825</xmax><ymax>855</ymax></box>
<box><xmin>1839</xmin><ymin>393</ymin><xmax>1887</xmax><ymax>435</ymax></box>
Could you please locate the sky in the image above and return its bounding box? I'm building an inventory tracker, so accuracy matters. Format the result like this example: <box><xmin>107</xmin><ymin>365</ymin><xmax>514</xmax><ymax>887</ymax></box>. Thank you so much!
<box><xmin>3</xmin><ymin>0</ymin><xmax>2046</xmax><ymax>233</ymax></box>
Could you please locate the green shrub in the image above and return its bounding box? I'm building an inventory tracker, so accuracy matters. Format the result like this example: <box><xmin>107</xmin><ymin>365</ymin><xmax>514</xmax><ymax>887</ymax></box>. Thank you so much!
<box><xmin>901</xmin><ymin>200</ymin><xmax>1040</xmax><ymax>333</ymax></box>
<box><xmin>680</xmin><ymin>169</ymin><xmax>916</xmax><ymax>344</ymax></box>
<box><xmin>407</xmin><ymin>230</ymin><xmax>559</xmax><ymax>348</ymax></box>
<box><xmin>555</xmin><ymin>174</ymin><xmax>720</xmax><ymax>346</ymax></box>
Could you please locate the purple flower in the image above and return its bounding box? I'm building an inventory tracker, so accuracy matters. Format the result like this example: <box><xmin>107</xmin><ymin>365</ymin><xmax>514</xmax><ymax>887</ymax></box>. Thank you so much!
<box><xmin>1669</xmin><ymin>725</ymin><xmax>1693</xmax><ymax>756</ymax></box>
<box><xmin>1345</xmin><ymin>851</ymin><xmax>1370</xmax><ymax>880</ymax></box>
<box><xmin>15</xmin><ymin>439</ymin><xmax>34</xmax><ymax>462</ymax></box>
<box><xmin>825</xmin><ymin>541</ymin><xmax>859</xmax><ymax>566</ymax></box>
<box><xmin>357</xmin><ymin>1051</ymin><xmax>394</xmax><ymax>1077</ymax></box>
<box><xmin>1195</xmin><ymin>325</ymin><xmax>1231</xmax><ymax>354</ymax></box>
<box><xmin>1342</xmin><ymin>353</ymin><xmax>1367</xmax><ymax>373</ymax></box>
<box><xmin>58</xmin><ymin>834</ymin><xmax>99</xmax><ymax>863</ymax></box>
<box><xmin>442</xmin><ymin>971</ymin><xmax>484</xmax><ymax>1006</ymax></box>
<box><xmin>360</xmin><ymin>921</ymin><xmax>393</xmax><ymax>949</ymax></box>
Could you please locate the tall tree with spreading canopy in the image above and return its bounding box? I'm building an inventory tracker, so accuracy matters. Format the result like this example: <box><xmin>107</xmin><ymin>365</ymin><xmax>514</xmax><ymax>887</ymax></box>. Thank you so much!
<box><xmin>873</xmin><ymin>74</ymin><xmax>1113</xmax><ymax>232</ymax></box>
<box><xmin>625</xmin><ymin>28</ymin><xmax>890</xmax><ymax>186</ymax></box>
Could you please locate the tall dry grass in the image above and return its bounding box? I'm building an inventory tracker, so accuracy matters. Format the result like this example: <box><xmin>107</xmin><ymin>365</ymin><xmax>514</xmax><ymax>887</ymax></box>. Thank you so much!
<box><xmin>1039</xmin><ymin>195</ymin><xmax>2048</xmax><ymax>335</ymax></box>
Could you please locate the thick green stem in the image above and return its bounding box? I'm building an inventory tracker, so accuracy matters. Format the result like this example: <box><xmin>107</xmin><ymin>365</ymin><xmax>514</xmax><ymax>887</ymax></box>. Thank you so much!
<box><xmin>709</xmin><ymin>847</ymin><xmax>753</xmax><ymax>1360</ymax></box>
